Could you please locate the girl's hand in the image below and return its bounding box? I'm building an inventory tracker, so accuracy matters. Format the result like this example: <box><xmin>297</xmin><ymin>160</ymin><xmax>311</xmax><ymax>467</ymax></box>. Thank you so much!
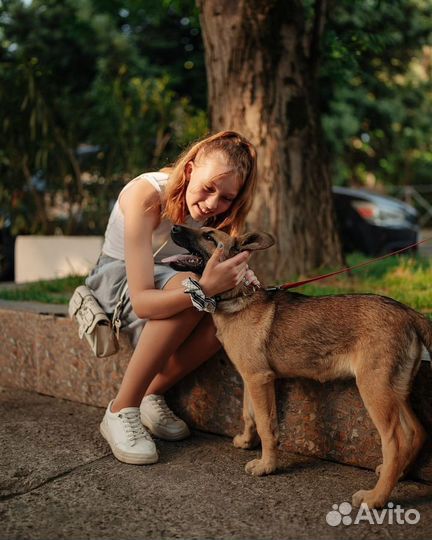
<box><xmin>244</xmin><ymin>268</ymin><xmax>261</xmax><ymax>288</ymax></box>
<box><xmin>199</xmin><ymin>243</ymin><xmax>250</xmax><ymax>297</ymax></box>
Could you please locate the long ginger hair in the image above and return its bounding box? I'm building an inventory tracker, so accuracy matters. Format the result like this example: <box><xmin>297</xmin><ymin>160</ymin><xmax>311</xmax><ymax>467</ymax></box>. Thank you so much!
<box><xmin>162</xmin><ymin>131</ymin><xmax>258</xmax><ymax>236</ymax></box>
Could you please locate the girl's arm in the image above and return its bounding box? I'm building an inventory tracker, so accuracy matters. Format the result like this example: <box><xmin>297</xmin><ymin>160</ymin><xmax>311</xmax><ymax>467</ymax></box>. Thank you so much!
<box><xmin>121</xmin><ymin>181</ymin><xmax>194</xmax><ymax>320</ymax></box>
<box><xmin>120</xmin><ymin>179</ymin><xmax>251</xmax><ymax>320</ymax></box>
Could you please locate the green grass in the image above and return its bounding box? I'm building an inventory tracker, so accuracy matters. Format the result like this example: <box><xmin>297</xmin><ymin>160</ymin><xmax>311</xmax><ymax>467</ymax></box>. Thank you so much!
<box><xmin>274</xmin><ymin>252</ymin><xmax>432</xmax><ymax>314</ymax></box>
<box><xmin>0</xmin><ymin>275</ymin><xmax>85</xmax><ymax>304</ymax></box>
<box><xmin>1</xmin><ymin>252</ymin><xmax>432</xmax><ymax>313</ymax></box>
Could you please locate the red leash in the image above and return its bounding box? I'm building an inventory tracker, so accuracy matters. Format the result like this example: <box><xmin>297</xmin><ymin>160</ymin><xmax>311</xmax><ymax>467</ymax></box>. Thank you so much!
<box><xmin>277</xmin><ymin>236</ymin><xmax>432</xmax><ymax>291</ymax></box>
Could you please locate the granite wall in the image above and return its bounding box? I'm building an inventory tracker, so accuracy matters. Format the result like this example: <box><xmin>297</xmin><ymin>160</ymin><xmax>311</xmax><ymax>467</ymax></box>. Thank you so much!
<box><xmin>1</xmin><ymin>306</ymin><xmax>431</xmax><ymax>483</ymax></box>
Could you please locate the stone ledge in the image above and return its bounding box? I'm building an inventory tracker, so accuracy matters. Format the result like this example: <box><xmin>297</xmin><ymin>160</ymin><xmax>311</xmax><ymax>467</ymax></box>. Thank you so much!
<box><xmin>0</xmin><ymin>304</ymin><xmax>431</xmax><ymax>483</ymax></box>
<box><xmin>0</xmin><ymin>299</ymin><xmax>68</xmax><ymax>315</ymax></box>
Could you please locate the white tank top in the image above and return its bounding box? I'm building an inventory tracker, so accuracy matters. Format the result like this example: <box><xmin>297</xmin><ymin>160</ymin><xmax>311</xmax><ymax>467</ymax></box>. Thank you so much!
<box><xmin>102</xmin><ymin>172</ymin><xmax>202</xmax><ymax>262</ymax></box>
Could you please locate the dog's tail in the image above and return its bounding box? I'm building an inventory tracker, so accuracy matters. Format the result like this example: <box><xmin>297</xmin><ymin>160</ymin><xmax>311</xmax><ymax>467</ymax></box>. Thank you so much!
<box><xmin>411</xmin><ymin>310</ymin><xmax>432</xmax><ymax>366</ymax></box>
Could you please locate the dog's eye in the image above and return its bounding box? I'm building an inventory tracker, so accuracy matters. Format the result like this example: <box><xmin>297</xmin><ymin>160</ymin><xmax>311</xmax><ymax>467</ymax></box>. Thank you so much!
<box><xmin>203</xmin><ymin>232</ymin><xmax>218</xmax><ymax>246</ymax></box>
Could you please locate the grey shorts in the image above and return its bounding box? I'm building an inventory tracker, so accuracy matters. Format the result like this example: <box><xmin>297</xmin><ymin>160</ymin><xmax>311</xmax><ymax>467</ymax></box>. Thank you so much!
<box><xmin>85</xmin><ymin>254</ymin><xmax>178</xmax><ymax>347</ymax></box>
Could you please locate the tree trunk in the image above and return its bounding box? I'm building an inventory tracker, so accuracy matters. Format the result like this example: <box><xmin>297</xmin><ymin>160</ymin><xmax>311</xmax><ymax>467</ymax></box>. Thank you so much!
<box><xmin>197</xmin><ymin>0</ymin><xmax>343</xmax><ymax>280</ymax></box>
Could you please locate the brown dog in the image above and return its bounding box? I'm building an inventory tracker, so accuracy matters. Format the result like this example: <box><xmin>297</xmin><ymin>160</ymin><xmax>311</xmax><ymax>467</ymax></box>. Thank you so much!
<box><xmin>168</xmin><ymin>224</ymin><xmax>429</xmax><ymax>509</ymax></box>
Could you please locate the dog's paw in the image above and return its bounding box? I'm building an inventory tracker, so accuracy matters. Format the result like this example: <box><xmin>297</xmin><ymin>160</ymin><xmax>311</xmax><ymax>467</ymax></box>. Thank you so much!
<box><xmin>244</xmin><ymin>458</ymin><xmax>276</xmax><ymax>476</ymax></box>
<box><xmin>233</xmin><ymin>434</ymin><xmax>257</xmax><ymax>449</ymax></box>
<box><xmin>352</xmin><ymin>489</ymin><xmax>386</xmax><ymax>509</ymax></box>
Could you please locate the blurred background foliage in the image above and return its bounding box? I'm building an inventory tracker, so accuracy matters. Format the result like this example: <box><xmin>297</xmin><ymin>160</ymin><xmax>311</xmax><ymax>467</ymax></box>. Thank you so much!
<box><xmin>0</xmin><ymin>0</ymin><xmax>431</xmax><ymax>235</ymax></box>
<box><xmin>321</xmin><ymin>0</ymin><xmax>432</xmax><ymax>191</ymax></box>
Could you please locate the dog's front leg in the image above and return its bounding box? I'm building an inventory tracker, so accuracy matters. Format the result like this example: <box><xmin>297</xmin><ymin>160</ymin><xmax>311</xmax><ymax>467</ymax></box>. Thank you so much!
<box><xmin>243</xmin><ymin>370</ymin><xmax>278</xmax><ymax>476</ymax></box>
<box><xmin>233</xmin><ymin>383</ymin><xmax>259</xmax><ymax>449</ymax></box>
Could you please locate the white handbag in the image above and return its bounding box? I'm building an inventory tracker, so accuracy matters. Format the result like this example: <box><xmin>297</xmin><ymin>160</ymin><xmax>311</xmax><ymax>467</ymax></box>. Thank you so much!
<box><xmin>68</xmin><ymin>283</ymin><xmax>128</xmax><ymax>358</ymax></box>
<box><xmin>70</xmin><ymin>238</ymin><xmax>168</xmax><ymax>357</ymax></box>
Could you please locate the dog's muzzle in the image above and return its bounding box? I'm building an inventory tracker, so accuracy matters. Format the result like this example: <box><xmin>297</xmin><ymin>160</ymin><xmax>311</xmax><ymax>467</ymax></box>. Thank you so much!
<box><xmin>160</xmin><ymin>225</ymin><xmax>205</xmax><ymax>273</ymax></box>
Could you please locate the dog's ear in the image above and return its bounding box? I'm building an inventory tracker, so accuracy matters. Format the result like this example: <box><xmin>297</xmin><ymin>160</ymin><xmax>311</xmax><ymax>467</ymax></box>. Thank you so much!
<box><xmin>236</xmin><ymin>232</ymin><xmax>275</xmax><ymax>252</ymax></box>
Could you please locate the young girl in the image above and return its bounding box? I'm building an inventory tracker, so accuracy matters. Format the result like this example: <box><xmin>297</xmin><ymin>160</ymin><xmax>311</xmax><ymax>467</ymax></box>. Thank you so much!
<box><xmin>86</xmin><ymin>130</ymin><xmax>259</xmax><ymax>464</ymax></box>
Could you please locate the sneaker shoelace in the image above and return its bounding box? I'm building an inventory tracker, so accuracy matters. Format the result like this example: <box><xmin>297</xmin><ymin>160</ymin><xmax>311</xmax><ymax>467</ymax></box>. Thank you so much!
<box><xmin>119</xmin><ymin>410</ymin><xmax>152</xmax><ymax>445</ymax></box>
<box><xmin>151</xmin><ymin>396</ymin><xmax>180</xmax><ymax>425</ymax></box>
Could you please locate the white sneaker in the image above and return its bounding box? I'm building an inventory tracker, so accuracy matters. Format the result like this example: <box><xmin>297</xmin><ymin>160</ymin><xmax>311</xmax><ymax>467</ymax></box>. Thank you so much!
<box><xmin>140</xmin><ymin>394</ymin><xmax>190</xmax><ymax>441</ymax></box>
<box><xmin>100</xmin><ymin>400</ymin><xmax>158</xmax><ymax>465</ymax></box>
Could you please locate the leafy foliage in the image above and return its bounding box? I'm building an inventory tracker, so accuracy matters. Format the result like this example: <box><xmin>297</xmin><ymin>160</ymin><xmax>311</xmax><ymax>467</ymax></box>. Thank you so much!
<box><xmin>0</xmin><ymin>0</ymin><xmax>207</xmax><ymax>235</ymax></box>
<box><xmin>321</xmin><ymin>0</ymin><xmax>432</xmax><ymax>189</ymax></box>
<box><xmin>1</xmin><ymin>0</ymin><xmax>431</xmax><ymax>236</ymax></box>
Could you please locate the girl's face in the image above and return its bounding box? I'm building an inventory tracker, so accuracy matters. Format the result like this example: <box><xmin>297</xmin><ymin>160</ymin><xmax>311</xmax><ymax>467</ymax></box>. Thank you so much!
<box><xmin>185</xmin><ymin>152</ymin><xmax>241</xmax><ymax>221</ymax></box>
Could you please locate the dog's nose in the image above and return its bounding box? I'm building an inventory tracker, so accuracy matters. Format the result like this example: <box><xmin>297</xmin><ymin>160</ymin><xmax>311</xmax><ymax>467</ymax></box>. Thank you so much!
<box><xmin>171</xmin><ymin>225</ymin><xmax>183</xmax><ymax>235</ymax></box>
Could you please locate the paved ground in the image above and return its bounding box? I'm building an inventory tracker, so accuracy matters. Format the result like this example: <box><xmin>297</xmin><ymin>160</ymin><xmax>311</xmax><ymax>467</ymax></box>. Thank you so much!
<box><xmin>1</xmin><ymin>388</ymin><xmax>432</xmax><ymax>540</ymax></box>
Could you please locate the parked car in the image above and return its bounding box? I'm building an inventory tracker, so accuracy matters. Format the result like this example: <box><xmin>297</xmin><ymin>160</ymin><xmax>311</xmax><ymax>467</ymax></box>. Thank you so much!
<box><xmin>332</xmin><ymin>186</ymin><xmax>419</xmax><ymax>256</ymax></box>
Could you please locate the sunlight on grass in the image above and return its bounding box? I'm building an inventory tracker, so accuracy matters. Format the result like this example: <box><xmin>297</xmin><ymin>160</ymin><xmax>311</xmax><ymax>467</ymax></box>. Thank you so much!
<box><xmin>1</xmin><ymin>252</ymin><xmax>432</xmax><ymax>313</ymax></box>
<box><xmin>281</xmin><ymin>253</ymin><xmax>432</xmax><ymax>314</ymax></box>
<box><xmin>0</xmin><ymin>275</ymin><xmax>85</xmax><ymax>304</ymax></box>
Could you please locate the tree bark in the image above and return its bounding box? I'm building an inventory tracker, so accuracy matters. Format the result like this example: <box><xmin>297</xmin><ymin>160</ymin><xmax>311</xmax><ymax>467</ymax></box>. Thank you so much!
<box><xmin>197</xmin><ymin>0</ymin><xmax>343</xmax><ymax>279</ymax></box>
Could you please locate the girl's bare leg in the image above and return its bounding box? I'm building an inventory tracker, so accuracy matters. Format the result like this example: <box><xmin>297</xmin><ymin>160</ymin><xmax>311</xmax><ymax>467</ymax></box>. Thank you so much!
<box><xmin>112</xmin><ymin>273</ymin><xmax>205</xmax><ymax>412</ymax></box>
<box><xmin>145</xmin><ymin>313</ymin><xmax>222</xmax><ymax>396</ymax></box>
